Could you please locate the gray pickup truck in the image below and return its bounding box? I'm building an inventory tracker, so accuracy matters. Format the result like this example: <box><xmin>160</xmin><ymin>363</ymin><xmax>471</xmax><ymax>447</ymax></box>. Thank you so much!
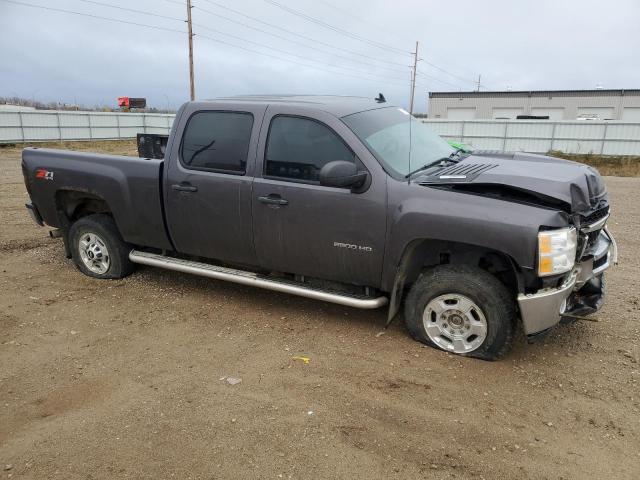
<box><xmin>22</xmin><ymin>95</ymin><xmax>617</xmax><ymax>360</ymax></box>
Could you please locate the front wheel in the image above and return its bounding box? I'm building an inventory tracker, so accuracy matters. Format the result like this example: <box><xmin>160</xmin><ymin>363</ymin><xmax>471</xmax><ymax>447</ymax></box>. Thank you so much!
<box><xmin>69</xmin><ymin>214</ymin><xmax>134</xmax><ymax>279</ymax></box>
<box><xmin>404</xmin><ymin>265</ymin><xmax>516</xmax><ymax>360</ymax></box>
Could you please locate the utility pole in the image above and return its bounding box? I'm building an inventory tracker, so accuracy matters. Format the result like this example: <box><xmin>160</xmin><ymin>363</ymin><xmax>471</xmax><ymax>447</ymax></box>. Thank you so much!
<box><xmin>186</xmin><ymin>0</ymin><xmax>195</xmax><ymax>101</ymax></box>
<box><xmin>409</xmin><ymin>41</ymin><xmax>419</xmax><ymax>115</ymax></box>
<box><xmin>476</xmin><ymin>74</ymin><xmax>481</xmax><ymax>92</ymax></box>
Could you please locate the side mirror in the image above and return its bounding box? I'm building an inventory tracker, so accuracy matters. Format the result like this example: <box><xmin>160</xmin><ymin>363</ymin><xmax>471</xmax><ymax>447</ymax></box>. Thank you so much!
<box><xmin>319</xmin><ymin>161</ymin><xmax>368</xmax><ymax>189</ymax></box>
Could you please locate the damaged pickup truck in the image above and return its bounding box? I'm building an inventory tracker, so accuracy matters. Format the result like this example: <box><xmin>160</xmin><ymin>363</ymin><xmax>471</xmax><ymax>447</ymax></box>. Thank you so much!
<box><xmin>22</xmin><ymin>95</ymin><xmax>617</xmax><ymax>360</ymax></box>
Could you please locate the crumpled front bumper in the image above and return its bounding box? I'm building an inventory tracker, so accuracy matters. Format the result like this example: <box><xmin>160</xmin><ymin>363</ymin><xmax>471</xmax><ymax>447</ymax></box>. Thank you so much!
<box><xmin>517</xmin><ymin>227</ymin><xmax>617</xmax><ymax>336</ymax></box>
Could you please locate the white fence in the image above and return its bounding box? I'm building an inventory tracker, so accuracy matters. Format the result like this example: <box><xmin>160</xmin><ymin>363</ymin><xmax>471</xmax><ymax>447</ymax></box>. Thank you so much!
<box><xmin>422</xmin><ymin>119</ymin><xmax>640</xmax><ymax>156</ymax></box>
<box><xmin>0</xmin><ymin>110</ymin><xmax>174</xmax><ymax>143</ymax></box>
<box><xmin>2</xmin><ymin>111</ymin><xmax>640</xmax><ymax>156</ymax></box>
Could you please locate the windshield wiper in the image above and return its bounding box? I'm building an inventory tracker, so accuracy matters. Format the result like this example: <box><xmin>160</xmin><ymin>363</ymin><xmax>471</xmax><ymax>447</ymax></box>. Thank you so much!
<box><xmin>404</xmin><ymin>149</ymin><xmax>466</xmax><ymax>179</ymax></box>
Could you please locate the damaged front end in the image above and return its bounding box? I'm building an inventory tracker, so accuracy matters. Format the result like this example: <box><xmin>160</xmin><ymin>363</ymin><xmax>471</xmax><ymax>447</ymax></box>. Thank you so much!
<box><xmin>415</xmin><ymin>152</ymin><xmax>618</xmax><ymax>337</ymax></box>
<box><xmin>563</xmin><ymin>219</ymin><xmax>617</xmax><ymax>320</ymax></box>
<box><xmin>518</xmin><ymin>205</ymin><xmax>617</xmax><ymax>337</ymax></box>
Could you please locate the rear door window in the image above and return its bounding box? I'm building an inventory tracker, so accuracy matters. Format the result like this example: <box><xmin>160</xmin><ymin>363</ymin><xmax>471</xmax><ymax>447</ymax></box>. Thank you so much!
<box><xmin>265</xmin><ymin>115</ymin><xmax>355</xmax><ymax>182</ymax></box>
<box><xmin>181</xmin><ymin>111</ymin><xmax>254</xmax><ymax>173</ymax></box>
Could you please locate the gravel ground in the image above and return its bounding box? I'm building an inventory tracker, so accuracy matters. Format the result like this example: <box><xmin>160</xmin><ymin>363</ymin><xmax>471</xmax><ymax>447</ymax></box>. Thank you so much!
<box><xmin>1</xmin><ymin>142</ymin><xmax>639</xmax><ymax>479</ymax></box>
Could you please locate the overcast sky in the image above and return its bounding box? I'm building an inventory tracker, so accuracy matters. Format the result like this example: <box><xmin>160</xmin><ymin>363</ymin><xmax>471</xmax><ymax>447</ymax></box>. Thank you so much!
<box><xmin>1</xmin><ymin>0</ymin><xmax>639</xmax><ymax>112</ymax></box>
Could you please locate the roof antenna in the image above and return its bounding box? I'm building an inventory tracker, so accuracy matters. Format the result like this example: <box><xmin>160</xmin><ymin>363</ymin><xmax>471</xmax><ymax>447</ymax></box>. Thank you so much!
<box><xmin>375</xmin><ymin>93</ymin><xmax>386</xmax><ymax>103</ymax></box>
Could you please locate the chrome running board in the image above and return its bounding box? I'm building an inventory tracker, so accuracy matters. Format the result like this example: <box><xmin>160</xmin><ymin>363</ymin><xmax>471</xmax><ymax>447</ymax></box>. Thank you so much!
<box><xmin>129</xmin><ymin>250</ymin><xmax>388</xmax><ymax>309</ymax></box>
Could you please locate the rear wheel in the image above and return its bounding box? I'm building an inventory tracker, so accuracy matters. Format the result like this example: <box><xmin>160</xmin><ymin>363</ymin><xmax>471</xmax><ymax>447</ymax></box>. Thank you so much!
<box><xmin>404</xmin><ymin>265</ymin><xmax>516</xmax><ymax>360</ymax></box>
<box><xmin>69</xmin><ymin>214</ymin><xmax>134</xmax><ymax>279</ymax></box>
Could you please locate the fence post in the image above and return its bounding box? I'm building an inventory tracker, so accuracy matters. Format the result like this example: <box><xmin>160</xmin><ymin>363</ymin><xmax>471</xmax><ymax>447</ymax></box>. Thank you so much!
<box><xmin>56</xmin><ymin>111</ymin><xmax>62</xmax><ymax>142</ymax></box>
<box><xmin>142</xmin><ymin>114</ymin><xmax>147</xmax><ymax>134</ymax></box>
<box><xmin>550</xmin><ymin>122</ymin><xmax>557</xmax><ymax>152</ymax></box>
<box><xmin>502</xmin><ymin>121</ymin><xmax>508</xmax><ymax>151</ymax></box>
<box><xmin>18</xmin><ymin>111</ymin><xmax>25</xmax><ymax>142</ymax></box>
<box><xmin>116</xmin><ymin>114</ymin><xmax>121</xmax><ymax>140</ymax></box>
<box><xmin>600</xmin><ymin>123</ymin><xmax>608</xmax><ymax>155</ymax></box>
<box><xmin>87</xmin><ymin>113</ymin><xmax>93</xmax><ymax>140</ymax></box>
<box><xmin>460</xmin><ymin>121</ymin><xmax>466</xmax><ymax>143</ymax></box>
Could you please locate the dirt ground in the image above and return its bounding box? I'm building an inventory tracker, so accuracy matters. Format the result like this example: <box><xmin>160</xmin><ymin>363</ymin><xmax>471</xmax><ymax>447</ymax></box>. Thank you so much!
<box><xmin>1</xmin><ymin>141</ymin><xmax>639</xmax><ymax>480</ymax></box>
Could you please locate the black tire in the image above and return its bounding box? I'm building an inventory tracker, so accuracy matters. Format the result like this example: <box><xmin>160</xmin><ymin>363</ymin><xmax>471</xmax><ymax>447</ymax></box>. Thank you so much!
<box><xmin>404</xmin><ymin>264</ymin><xmax>516</xmax><ymax>361</ymax></box>
<box><xmin>68</xmin><ymin>214</ymin><xmax>134</xmax><ymax>279</ymax></box>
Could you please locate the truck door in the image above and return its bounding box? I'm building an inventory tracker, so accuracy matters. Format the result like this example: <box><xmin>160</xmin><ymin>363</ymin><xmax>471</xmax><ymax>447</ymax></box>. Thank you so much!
<box><xmin>251</xmin><ymin>107</ymin><xmax>387</xmax><ymax>288</ymax></box>
<box><xmin>164</xmin><ymin>104</ymin><xmax>266</xmax><ymax>266</ymax></box>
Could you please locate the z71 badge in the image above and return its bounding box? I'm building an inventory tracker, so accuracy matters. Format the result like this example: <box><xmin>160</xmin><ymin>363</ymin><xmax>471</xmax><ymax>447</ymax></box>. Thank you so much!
<box><xmin>333</xmin><ymin>241</ymin><xmax>373</xmax><ymax>252</ymax></box>
<box><xmin>35</xmin><ymin>169</ymin><xmax>54</xmax><ymax>180</ymax></box>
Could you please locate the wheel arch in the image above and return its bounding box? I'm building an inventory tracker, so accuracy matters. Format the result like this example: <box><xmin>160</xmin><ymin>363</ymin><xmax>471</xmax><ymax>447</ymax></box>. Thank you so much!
<box><xmin>55</xmin><ymin>189</ymin><xmax>114</xmax><ymax>224</ymax></box>
<box><xmin>386</xmin><ymin>238</ymin><xmax>523</xmax><ymax>323</ymax></box>
<box><xmin>54</xmin><ymin>189</ymin><xmax>116</xmax><ymax>258</ymax></box>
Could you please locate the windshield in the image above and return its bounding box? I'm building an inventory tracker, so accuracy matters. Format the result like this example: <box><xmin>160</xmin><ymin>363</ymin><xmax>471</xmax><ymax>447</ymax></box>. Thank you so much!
<box><xmin>342</xmin><ymin>107</ymin><xmax>454</xmax><ymax>178</ymax></box>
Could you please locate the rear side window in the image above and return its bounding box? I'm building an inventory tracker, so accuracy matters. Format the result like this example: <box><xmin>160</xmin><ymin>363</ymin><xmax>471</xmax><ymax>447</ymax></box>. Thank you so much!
<box><xmin>181</xmin><ymin>111</ymin><xmax>253</xmax><ymax>173</ymax></box>
<box><xmin>265</xmin><ymin>116</ymin><xmax>355</xmax><ymax>182</ymax></box>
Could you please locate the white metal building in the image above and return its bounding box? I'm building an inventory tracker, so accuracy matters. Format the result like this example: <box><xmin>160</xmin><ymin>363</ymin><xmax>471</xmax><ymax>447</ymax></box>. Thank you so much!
<box><xmin>427</xmin><ymin>89</ymin><xmax>640</xmax><ymax>121</ymax></box>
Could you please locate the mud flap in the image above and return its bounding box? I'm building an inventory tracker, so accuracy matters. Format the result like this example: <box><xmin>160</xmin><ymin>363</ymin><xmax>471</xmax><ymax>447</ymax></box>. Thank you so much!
<box><xmin>386</xmin><ymin>272</ymin><xmax>405</xmax><ymax>327</ymax></box>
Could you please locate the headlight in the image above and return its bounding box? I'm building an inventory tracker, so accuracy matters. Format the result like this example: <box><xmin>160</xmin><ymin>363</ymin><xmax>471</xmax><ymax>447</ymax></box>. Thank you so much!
<box><xmin>538</xmin><ymin>227</ymin><xmax>577</xmax><ymax>276</ymax></box>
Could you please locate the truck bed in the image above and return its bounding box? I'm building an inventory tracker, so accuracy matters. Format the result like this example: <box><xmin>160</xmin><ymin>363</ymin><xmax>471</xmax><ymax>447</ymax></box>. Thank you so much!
<box><xmin>22</xmin><ymin>148</ymin><xmax>173</xmax><ymax>251</ymax></box>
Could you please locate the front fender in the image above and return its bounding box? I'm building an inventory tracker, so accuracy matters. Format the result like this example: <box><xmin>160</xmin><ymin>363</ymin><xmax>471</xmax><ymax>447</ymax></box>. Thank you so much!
<box><xmin>381</xmin><ymin>183</ymin><xmax>569</xmax><ymax>292</ymax></box>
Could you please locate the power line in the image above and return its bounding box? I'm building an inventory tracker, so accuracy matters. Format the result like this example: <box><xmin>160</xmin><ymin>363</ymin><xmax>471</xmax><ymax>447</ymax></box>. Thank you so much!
<box><xmin>314</xmin><ymin>0</ymin><xmax>410</xmax><ymax>45</ymax></box>
<box><xmin>198</xmin><ymin>0</ymin><xmax>409</xmax><ymax>68</ymax></box>
<box><xmin>193</xmin><ymin>23</ymin><xmax>412</xmax><ymax>83</ymax></box>
<box><xmin>3</xmin><ymin>0</ymin><xmax>430</xmax><ymax>95</ymax></box>
<box><xmin>416</xmin><ymin>70</ymin><xmax>465</xmax><ymax>90</ymax></box>
<box><xmin>74</xmin><ymin>0</ymin><xmax>184</xmax><ymax>22</ymax></box>
<box><xmin>193</xmin><ymin>4</ymin><xmax>411</xmax><ymax>76</ymax></box>
<box><xmin>196</xmin><ymin>34</ymin><xmax>417</xmax><ymax>89</ymax></box>
<box><xmin>78</xmin><ymin>0</ymin><xmax>415</xmax><ymax>85</ymax></box>
<box><xmin>261</xmin><ymin>0</ymin><xmax>488</xmax><ymax>89</ymax></box>
<box><xmin>421</xmin><ymin>59</ymin><xmax>490</xmax><ymax>89</ymax></box>
<box><xmin>1</xmin><ymin>0</ymin><xmax>186</xmax><ymax>33</ymax></box>
<box><xmin>313</xmin><ymin>0</ymin><xmax>487</xmax><ymax>89</ymax></box>
<box><xmin>262</xmin><ymin>0</ymin><xmax>409</xmax><ymax>55</ymax></box>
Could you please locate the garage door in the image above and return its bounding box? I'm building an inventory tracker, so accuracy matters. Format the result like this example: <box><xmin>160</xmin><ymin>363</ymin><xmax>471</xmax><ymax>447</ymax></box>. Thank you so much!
<box><xmin>576</xmin><ymin>107</ymin><xmax>614</xmax><ymax>120</ymax></box>
<box><xmin>531</xmin><ymin>108</ymin><xmax>565</xmax><ymax>120</ymax></box>
<box><xmin>492</xmin><ymin>108</ymin><xmax>524</xmax><ymax>119</ymax></box>
<box><xmin>446</xmin><ymin>107</ymin><xmax>476</xmax><ymax>120</ymax></box>
<box><xmin>622</xmin><ymin>107</ymin><xmax>640</xmax><ymax>121</ymax></box>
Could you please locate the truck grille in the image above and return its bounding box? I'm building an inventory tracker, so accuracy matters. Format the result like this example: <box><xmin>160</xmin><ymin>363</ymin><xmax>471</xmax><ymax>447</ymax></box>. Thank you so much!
<box><xmin>578</xmin><ymin>205</ymin><xmax>609</xmax><ymax>260</ymax></box>
<box><xmin>581</xmin><ymin>205</ymin><xmax>609</xmax><ymax>225</ymax></box>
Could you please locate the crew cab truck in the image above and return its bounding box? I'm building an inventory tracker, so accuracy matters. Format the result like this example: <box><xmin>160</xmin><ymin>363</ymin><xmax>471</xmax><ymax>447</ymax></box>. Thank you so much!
<box><xmin>22</xmin><ymin>95</ymin><xmax>617</xmax><ymax>360</ymax></box>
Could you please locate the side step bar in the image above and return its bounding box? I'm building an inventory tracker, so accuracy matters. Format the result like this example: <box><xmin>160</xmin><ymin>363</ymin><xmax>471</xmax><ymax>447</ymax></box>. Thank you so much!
<box><xmin>129</xmin><ymin>250</ymin><xmax>388</xmax><ymax>310</ymax></box>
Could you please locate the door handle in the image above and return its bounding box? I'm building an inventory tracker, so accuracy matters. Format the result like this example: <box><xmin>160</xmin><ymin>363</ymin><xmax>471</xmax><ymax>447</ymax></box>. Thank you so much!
<box><xmin>172</xmin><ymin>183</ymin><xmax>198</xmax><ymax>192</ymax></box>
<box><xmin>258</xmin><ymin>194</ymin><xmax>288</xmax><ymax>206</ymax></box>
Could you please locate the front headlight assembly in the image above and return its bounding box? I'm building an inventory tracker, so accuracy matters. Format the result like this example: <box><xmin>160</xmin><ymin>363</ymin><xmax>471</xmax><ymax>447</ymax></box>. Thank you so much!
<box><xmin>538</xmin><ymin>227</ymin><xmax>577</xmax><ymax>276</ymax></box>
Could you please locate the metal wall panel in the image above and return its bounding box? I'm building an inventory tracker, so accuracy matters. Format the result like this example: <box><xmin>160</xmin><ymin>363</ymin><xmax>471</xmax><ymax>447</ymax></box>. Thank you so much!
<box><xmin>0</xmin><ymin>112</ymin><xmax>21</xmax><ymax>127</ymax></box>
<box><xmin>426</xmin><ymin>120</ymin><xmax>463</xmax><ymax>137</ymax></box>
<box><xmin>58</xmin><ymin>114</ymin><xmax>90</xmax><ymax>127</ymax></box>
<box><xmin>606</xmin><ymin>123</ymin><xmax>640</xmax><ymax>139</ymax></box>
<box><xmin>621</xmin><ymin>108</ymin><xmax>640</xmax><ymax>121</ymax></box>
<box><xmin>464</xmin><ymin>121</ymin><xmax>506</xmax><ymax>137</ymax></box>
<box><xmin>506</xmin><ymin>122</ymin><xmax>554</xmax><ymax>138</ymax></box>
<box><xmin>61</xmin><ymin>127</ymin><xmax>91</xmax><ymax>140</ymax></box>
<box><xmin>422</xmin><ymin>119</ymin><xmax>640</xmax><ymax>155</ymax></box>
<box><xmin>602</xmin><ymin>141</ymin><xmax>640</xmax><ymax>156</ymax></box>
<box><xmin>1</xmin><ymin>112</ymin><xmax>639</xmax><ymax>158</ymax></box>
<box><xmin>504</xmin><ymin>138</ymin><xmax>552</xmax><ymax>153</ymax></box>
<box><xmin>0</xmin><ymin>110</ymin><xmax>174</xmax><ymax>143</ymax></box>
<box><xmin>554</xmin><ymin>123</ymin><xmax>606</xmax><ymax>140</ymax></box>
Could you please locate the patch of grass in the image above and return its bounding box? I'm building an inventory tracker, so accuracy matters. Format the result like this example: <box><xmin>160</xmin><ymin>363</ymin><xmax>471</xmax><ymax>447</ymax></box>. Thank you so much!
<box><xmin>548</xmin><ymin>151</ymin><xmax>640</xmax><ymax>177</ymax></box>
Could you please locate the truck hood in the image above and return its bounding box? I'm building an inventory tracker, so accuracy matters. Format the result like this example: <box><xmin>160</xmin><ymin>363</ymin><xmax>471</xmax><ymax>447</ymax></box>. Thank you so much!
<box><xmin>417</xmin><ymin>151</ymin><xmax>607</xmax><ymax>214</ymax></box>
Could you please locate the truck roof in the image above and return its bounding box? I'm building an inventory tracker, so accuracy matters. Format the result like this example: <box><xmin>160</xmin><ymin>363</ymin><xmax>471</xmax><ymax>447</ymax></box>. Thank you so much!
<box><xmin>202</xmin><ymin>95</ymin><xmax>391</xmax><ymax>117</ymax></box>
